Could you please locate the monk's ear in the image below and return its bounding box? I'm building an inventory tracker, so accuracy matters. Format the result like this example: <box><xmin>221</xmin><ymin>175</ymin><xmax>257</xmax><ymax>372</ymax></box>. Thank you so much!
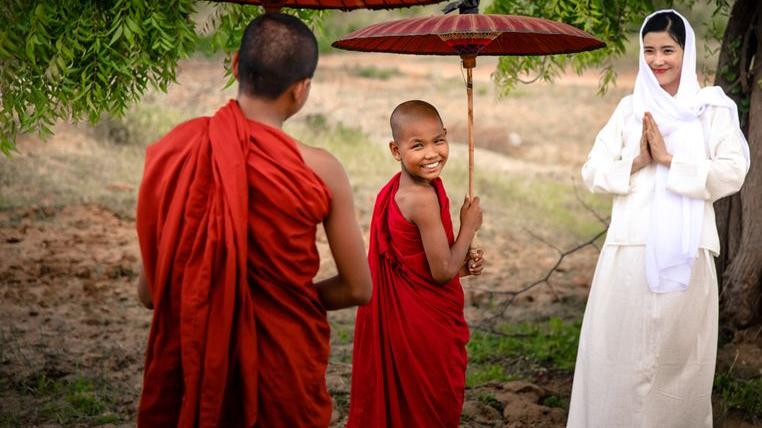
<box><xmin>389</xmin><ymin>140</ymin><xmax>401</xmax><ymax>161</ymax></box>
<box><xmin>294</xmin><ymin>79</ymin><xmax>311</xmax><ymax>101</ymax></box>
<box><xmin>291</xmin><ymin>78</ymin><xmax>311</xmax><ymax>111</ymax></box>
<box><xmin>232</xmin><ymin>51</ymin><xmax>240</xmax><ymax>81</ymax></box>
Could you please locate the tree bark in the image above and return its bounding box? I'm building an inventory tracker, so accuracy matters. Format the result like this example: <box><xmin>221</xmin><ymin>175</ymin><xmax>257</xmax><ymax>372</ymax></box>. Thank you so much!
<box><xmin>715</xmin><ymin>0</ymin><xmax>762</xmax><ymax>329</ymax></box>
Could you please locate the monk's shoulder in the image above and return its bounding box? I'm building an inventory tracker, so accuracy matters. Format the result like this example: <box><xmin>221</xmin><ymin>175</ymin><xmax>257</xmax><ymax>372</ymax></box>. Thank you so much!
<box><xmin>296</xmin><ymin>143</ymin><xmax>347</xmax><ymax>191</ymax></box>
<box><xmin>396</xmin><ymin>183</ymin><xmax>438</xmax><ymax>222</ymax></box>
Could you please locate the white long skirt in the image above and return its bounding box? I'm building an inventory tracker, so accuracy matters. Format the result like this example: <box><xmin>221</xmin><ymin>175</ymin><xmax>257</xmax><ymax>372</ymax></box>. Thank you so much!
<box><xmin>567</xmin><ymin>245</ymin><xmax>718</xmax><ymax>428</ymax></box>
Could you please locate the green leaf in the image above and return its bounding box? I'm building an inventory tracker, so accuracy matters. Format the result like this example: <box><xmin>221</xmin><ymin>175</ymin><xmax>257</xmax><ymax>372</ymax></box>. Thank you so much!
<box><xmin>25</xmin><ymin>33</ymin><xmax>37</xmax><ymax>61</ymax></box>
<box><xmin>109</xmin><ymin>25</ymin><xmax>124</xmax><ymax>46</ymax></box>
<box><xmin>126</xmin><ymin>16</ymin><xmax>140</xmax><ymax>35</ymax></box>
<box><xmin>0</xmin><ymin>0</ymin><xmax>320</xmax><ymax>154</ymax></box>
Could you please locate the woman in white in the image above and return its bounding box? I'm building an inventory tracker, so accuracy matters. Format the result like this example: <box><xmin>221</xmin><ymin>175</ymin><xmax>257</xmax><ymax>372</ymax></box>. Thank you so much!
<box><xmin>567</xmin><ymin>10</ymin><xmax>750</xmax><ymax>428</ymax></box>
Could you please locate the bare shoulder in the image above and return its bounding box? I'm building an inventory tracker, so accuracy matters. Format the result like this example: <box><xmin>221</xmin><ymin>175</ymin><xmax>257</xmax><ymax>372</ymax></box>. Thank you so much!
<box><xmin>296</xmin><ymin>142</ymin><xmax>348</xmax><ymax>192</ymax></box>
<box><xmin>396</xmin><ymin>184</ymin><xmax>439</xmax><ymax>223</ymax></box>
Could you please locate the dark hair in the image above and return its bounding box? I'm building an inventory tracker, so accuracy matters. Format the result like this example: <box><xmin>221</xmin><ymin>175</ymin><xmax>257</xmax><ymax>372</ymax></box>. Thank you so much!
<box><xmin>238</xmin><ymin>13</ymin><xmax>318</xmax><ymax>99</ymax></box>
<box><xmin>641</xmin><ymin>11</ymin><xmax>686</xmax><ymax>48</ymax></box>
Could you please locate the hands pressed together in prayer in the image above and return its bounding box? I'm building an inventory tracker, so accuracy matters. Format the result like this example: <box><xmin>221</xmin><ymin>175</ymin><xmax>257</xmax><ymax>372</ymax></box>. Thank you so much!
<box><xmin>632</xmin><ymin>112</ymin><xmax>673</xmax><ymax>174</ymax></box>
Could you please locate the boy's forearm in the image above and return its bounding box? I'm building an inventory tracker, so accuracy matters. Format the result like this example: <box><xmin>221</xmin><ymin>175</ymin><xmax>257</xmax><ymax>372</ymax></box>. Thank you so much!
<box><xmin>434</xmin><ymin>228</ymin><xmax>474</xmax><ymax>283</ymax></box>
<box><xmin>316</xmin><ymin>276</ymin><xmax>351</xmax><ymax>310</ymax></box>
<box><xmin>453</xmin><ymin>226</ymin><xmax>477</xmax><ymax>263</ymax></box>
<box><xmin>316</xmin><ymin>275</ymin><xmax>371</xmax><ymax>310</ymax></box>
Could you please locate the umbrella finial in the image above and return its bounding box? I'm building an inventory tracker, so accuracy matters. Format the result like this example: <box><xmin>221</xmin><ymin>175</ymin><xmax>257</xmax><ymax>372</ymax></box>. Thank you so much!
<box><xmin>441</xmin><ymin>0</ymin><xmax>479</xmax><ymax>15</ymax></box>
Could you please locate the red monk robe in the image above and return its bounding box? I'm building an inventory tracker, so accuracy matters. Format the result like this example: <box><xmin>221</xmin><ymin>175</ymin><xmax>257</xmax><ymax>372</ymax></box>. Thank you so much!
<box><xmin>136</xmin><ymin>100</ymin><xmax>332</xmax><ymax>427</ymax></box>
<box><xmin>348</xmin><ymin>173</ymin><xmax>470</xmax><ymax>428</ymax></box>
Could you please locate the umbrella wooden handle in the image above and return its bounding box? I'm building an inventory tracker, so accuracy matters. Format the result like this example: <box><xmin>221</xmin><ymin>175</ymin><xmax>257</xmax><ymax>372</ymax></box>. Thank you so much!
<box><xmin>463</xmin><ymin>56</ymin><xmax>475</xmax><ymax>201</ymax></box>
<box><xmin>462</xmin><ymin>55</ymin><xmax>480</xmax><ymax>272</ymax></box>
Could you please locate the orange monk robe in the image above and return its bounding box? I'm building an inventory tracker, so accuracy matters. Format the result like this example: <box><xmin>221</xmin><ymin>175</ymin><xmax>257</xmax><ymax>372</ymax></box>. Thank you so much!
<box><xmin>136</xmin><ymin>100</ymin><xmax>332</xmax><ymax>428</ymax></box>
<box><xmin>347</xmin><ymin>173</ymin><xmax>470</xmax><ymax>428</ymax></box>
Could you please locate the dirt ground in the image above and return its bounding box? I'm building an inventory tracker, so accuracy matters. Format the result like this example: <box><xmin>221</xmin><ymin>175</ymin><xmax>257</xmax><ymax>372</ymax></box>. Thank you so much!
<box><xmin>1</xmin><ymin>52</ymin><xmax>760</xmax><ymax>427</ymax></box>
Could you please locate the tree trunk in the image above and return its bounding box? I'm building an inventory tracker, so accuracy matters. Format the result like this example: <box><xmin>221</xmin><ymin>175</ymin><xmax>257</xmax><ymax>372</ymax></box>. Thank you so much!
<box><xmin>715</xmin><ymin>0</ymin><xmax>762</xmax><ymax>329</ymax></box>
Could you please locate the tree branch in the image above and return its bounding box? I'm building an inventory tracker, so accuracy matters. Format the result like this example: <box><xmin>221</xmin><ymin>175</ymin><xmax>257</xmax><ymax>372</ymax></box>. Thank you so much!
<box><xmin>466</xmin><ymin>227</ymin><xmax>607</xmax><ymax>332</ymax></box>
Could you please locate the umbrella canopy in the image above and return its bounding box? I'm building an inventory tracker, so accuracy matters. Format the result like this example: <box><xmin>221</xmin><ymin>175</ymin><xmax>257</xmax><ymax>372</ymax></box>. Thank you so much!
<box><xmin>211</xmin><ymin>0</ymin><xmax>445</xmax><ymax>11</ymax></box>
<box><xmin>333</xmin><ymin>13</ymin><xmax>605</xmax><ymax>55</ymax></box>
<box><xmin>332</xmin><ymin>13</ymin><xmax>604</xmax><ymax>198</ymax></box>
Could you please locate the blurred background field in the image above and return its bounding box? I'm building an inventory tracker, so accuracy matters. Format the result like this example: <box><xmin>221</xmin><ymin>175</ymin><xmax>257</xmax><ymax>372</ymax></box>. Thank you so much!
<box><xmin>2</xmin><ymin>4</ymin><xmax>761</xmax><ymax>427</ymax></box>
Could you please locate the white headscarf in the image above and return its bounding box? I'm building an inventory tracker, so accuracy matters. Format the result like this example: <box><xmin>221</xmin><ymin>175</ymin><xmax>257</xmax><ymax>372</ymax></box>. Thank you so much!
<box><xmin>633</xmin><ymin>9</ymin><xmax>750</xmax><ymax>293</ymax></box>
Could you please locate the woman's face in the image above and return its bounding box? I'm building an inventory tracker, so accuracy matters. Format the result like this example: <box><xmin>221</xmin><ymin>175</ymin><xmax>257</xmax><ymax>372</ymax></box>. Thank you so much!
<box><xmin>643</xmin><ymin>31</ymin><xmax>684</xmax><ymax>96</ymax></box>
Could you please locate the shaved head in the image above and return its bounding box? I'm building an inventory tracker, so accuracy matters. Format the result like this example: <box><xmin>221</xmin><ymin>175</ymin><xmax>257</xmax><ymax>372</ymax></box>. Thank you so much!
<box><xmin>238</xmin><ymin>13</ymin><xmax>318</xmax><ymax>99</ymax></box>
<box><xmin>390</xmin><ymin>100</ymin><xmax>444</xmax><ymax>142</ymax></box>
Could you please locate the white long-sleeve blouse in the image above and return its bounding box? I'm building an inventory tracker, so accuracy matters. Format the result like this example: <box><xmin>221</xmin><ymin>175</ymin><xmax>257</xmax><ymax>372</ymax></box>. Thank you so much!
<box><xmin>581</xmin><ymin>95</ymin><xmax>748</xmax><ymax>255</ymax></box>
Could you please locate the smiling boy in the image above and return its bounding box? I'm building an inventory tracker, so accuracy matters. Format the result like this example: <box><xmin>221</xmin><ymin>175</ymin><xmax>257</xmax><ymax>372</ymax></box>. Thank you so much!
<box><xmin>347</xmin><ymin>100</ymin><xmax>483</xmax><ymax>428</ymax></box>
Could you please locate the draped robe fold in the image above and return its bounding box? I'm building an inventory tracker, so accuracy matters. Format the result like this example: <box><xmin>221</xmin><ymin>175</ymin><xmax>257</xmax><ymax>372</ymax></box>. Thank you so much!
<box><xmin>347</xmin><ymin>173</ymin><xmax>470</xmax><ymax>428</ymax></box>
<box><xmin>136</xmin><ymin>100</ymin><xmax>332</xmax><ymax>428</ymax></box>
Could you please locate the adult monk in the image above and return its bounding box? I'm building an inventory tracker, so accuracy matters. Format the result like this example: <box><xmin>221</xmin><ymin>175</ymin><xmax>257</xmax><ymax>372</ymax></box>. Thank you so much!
<box><xmin>135</xmin><ymin>13</ymin><xmax>372</xmax><ymax>428</ymax></box>
<box><xmin>347</xmin><ymin>100</ymin><xmax>483</xmax><ymax>428</ymax></box>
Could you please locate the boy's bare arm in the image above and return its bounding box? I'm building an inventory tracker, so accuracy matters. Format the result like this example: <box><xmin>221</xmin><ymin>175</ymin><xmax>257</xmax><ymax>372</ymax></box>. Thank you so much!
<box><xmin>408</xmin><ymin>191</ymin><xmax>481</xmax><ymax>284</ymax></box>
<box><xmin>300</xmin><ymin>145</ymin><xmax>372</xmax><ymax>310</ymax></box>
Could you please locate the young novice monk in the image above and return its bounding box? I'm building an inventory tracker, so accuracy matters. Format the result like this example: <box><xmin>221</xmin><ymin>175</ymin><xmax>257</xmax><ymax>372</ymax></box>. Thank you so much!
<box><xmin>347</xmin><ymin>100</ymin><xmax>483</xmax><ymax>428</ymax></box>
<box><xmin>135</xmin><ymin>13</ymin><xmax>371</xmax><ymax>428</ymax></box>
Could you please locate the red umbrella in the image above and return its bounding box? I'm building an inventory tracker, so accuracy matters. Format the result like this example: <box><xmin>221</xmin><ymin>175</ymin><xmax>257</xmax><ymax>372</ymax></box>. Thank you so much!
<box><xmin>333</xmin><ymin>13</ymin><xmax>605</xmax><ymax>198</ymax></box>
<box><xmin>212</xmin><ymin>0</ymin><xmax>445</xmax><ymax>12</ymax></box>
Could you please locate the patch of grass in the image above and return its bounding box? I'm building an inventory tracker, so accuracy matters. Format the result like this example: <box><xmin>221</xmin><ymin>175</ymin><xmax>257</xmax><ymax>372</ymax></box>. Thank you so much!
<box><xmin>109</xmin><ymin>263</ymin><xmax>138</xmax><ymax>280</ymax></box>
<box><xmin>347</xmin><ymin>65</ymin><xmax>399</xmax><ymax>80</ymax></box>
<box><xmin>433</xmin><ymin>154</ymin><xmax>610</xmax><ymax>241</ymax></box>
<box><xmin>304</xmin><ymin>113</ymin><xmax>330</xmax><ymax>131</ymax></box>
<box><xmin>466</xmin><ymin>364</ymin><xmax>516</xmax><ymax>387</ymax></box>
<box><xmin>331</xmin><ymin>321</ymin><xmax>354</xmax><ymax>346</ymax></box>
<box><xmin>542</xmin><ymin>394</ymin><xmax>567</xmax><ymax>409</ymax></box>
<box><xmin>714</xmin><ymin>372</ymin><xmax>762</xmax><ymax>419</ymax></box>
<box><xmin>332</xmin><ymin>390</ymin><xmax>350</xmax><ymax>410</ymax></box>
<box><xmin>12</xmin><ymin>373</ymin><xmax>122</xmax><ymax>426</ymax></box>
<box><xmin>0</xmin><ymin>104</ymin><xmax>188</xmax><ymax>217</ymax></box>
<box><xmin>0</xmin><ymin>139</ymin><xmax>145</xmax><ymax>217</ymax></box>
<box><xmin>477</xmin><ymin>391</ymin><xmax>505</xmax><ymax>412</ymax></box>
<box><xmin>474</xmin><ymin>173</ymin><xmax>610</xmax><ymax>240</ymax></box>
<box><xmin>468</xmin><ymin>317</ymin><xmax>581</xmax><ymax>372</ymax></box>
<box><xmin>338</xmin><ymin>351</ymin><xmax>353</xmax><ymax>364</ymax></box>
<box><xmin>96</xmin><ymin>104</ymin><xmax>185</xmax><ymax>147</ymax></box>
<box><xmin>432</xmin><ymin>76</ymin><xmax>464</xmax><ymax>92</ymax></box>
<box><xmin>0</xmin><ymin>414</ymin><xmax>21</xmax><ymax>428</ymax></box>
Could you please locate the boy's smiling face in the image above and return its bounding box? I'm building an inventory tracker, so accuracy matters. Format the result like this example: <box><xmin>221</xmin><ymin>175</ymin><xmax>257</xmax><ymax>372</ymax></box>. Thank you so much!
<box><xmin>390</xmin><ymin>114</ymin><xmax>449</xmax><ymax>183</ymax></box>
